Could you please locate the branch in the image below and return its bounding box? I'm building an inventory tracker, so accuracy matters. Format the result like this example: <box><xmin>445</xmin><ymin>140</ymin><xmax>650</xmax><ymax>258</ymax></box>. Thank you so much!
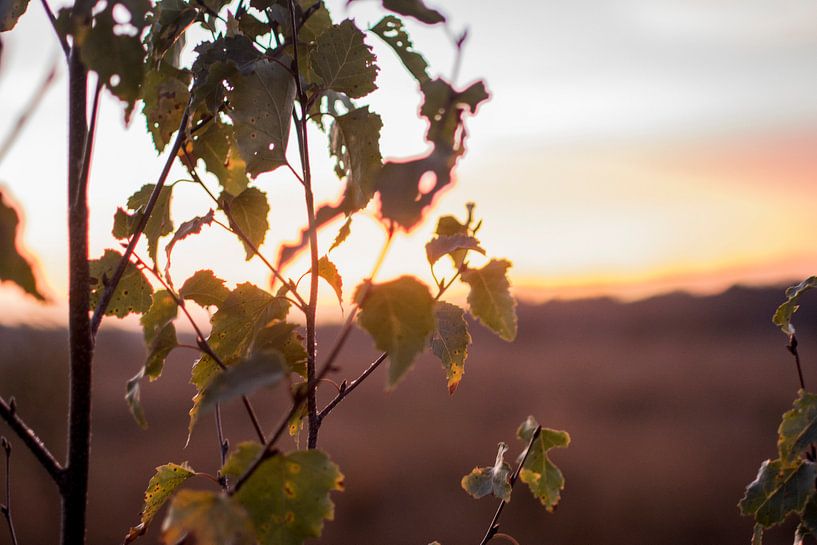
<box><xmin>1</xmin><ymin>437</ymin><xmax>19</xmax><ymax>545</ymax></box>
<box><xmin>0</xmin><ymin>397</ymin><xmax>63</xmax><ymax>484</ymax></box>
<box><xmin>479</xmin><ymin>426</ymin><xmax>542</xmax><ymax>545</ymax></box>
<box><xmin>38</xmin><ymin>0</ymin><xmax>70</xmax><ymax>57</ymax></box>
<box><xmin>90</xmin><ymin>100</ymin><xmax>192</xmax><ymax>337</ymax></box>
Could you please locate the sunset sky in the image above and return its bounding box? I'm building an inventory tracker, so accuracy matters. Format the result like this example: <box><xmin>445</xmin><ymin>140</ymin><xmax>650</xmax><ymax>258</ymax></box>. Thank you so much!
<box><xmin>1</xmin><ymin>0</ymin><xmax>817</xmax><ymax>326</ymax></box>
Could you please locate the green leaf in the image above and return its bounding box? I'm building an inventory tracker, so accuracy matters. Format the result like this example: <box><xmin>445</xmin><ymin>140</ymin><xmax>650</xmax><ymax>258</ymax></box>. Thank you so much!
<box><xmin>739</xmin><ymin>459</ymin><xmax>817</xmax><ymax>527</ymax></box>
<box><xmin>180</xmin><ymin>269</ymin><xmax>230</xmax><ymax>308</ymax></box>
<box><xmin>773</xmin><ymin>277</ymin><xmax>817</xmax><ymax>339</ymax></box>
<box><xmin>329</xmin><ymin>106</ymin><xmax>383</xmax><ymax>212</ymax></box>
<box><xmin>297</xmin><ymin>0</ymin><xmax>331</xmax><ymax>42</ymax></box>
<box><xmin>161</xmin><ymin>489</ymin><xmax>253</xmax><ymax>545</ymax></box>
<box><xmin>355</xmin><ymin>276</ymin><xmax>434</xmax><ymax>388</ymax></box>
<box><xmin>199</xmin><ymin>350</ymin><xmax>286</xmax><ymax>414</ymax></box>
<box><xmin>317</xmin><ymin>256</ymin><xmax>343</xmax><ymax>306</ymax></box>
<box><xmin>89</xmin><ymin>249</ymin><xmax>153</xmax><ymax>317</ymax></box>
<box><xmin>381</xmin><ymin>0</ymin><xmax>445</xmax><ymax>24</ymax></box>
<box><xmin>435</xmin><ymin>214</ymin><xmax>469</xmax><ymax>266</ymax></box>
<box><xmin>145</xmin><ymin>0</ymin><xmax>197</xmax><ymax>63</ymax></box>
<box><xmin>371</xmin><ymin>15</ymin><xmax>429</xmax><ymax>83</ymax></box>
<box><xmin>222</xmin><ymin>443</ymin><xmax>344</xmax><ymax>545</ymax></box>
<box><xmin>0</xmin><ymin>0</ymin><xmax>29</xmax><ymax>31</ymax></box>
<box><xmin>221</xmin><ymin>187</ymin><xmax>270</xmax><ymax>260</ymax></box>
<box><xmin>114</xmin><ymin>184</ymin><xmax>175</xmax><ymax>265</ymax></box>
<box><xmin>375</xmin><ymin>152</ymin><xmax>451</xmax><ymax>230</ymax></box>
<box><xmin>165</xmin><ymin>210</ymin><xmax>215</xmax><ymax>273</ymax></box>
<box><xmin>430</xmin><ymin>301</ymin><xmax>470</xmax><ymax>394</ymax></box>
<box><xmin>80</xmin><ymin>6</ymin><xmax>146</xmax><ymax>121</ymax></box>
<box><xmin>0</xmin><ymin>190</ymin><xmax>44</xmax><ymax>299</ymax></box>
<box><xmin>461</xmin><ymin>259</ymin><xmax>517</xmax><ymax>341</ymax></box>
<box><xmin>227</xmin><ymin>59</ymin><xmax>296</xmax><ymax>177</ymax></box>
<box><xmin>142</xmin><ymin>63</ymin><xmax>191</xmax><ymax>152</ymax></box>
<box><xmin>517</xmin><ymin>416</ymin><xmax>570</xmax><ymax>511</ymax></box>
<box><xmin>141</xmin><ymin>289</ymin><xmax>179</xmax><ymax>379</ymax></box>
<box><xmin>461</xmin><ymin>442</ymin><xmax>512</xmax><ymax>502</ymax></box>
<box><xmin>140</xmin><ymin>462</ymin><xmax>195</xmax><ymax>527</ymax></box>
<box><xmin>426</xmin><ymin>234</ymin><xmax>484</xmax><ymax>266</ymax></box>
<box><xmin>191</xmin><ymin>35</ymin><xmax>261</xmax><ymax>114</ymax></box>
<box><xmin>186</xmin><ymin>121</ymin><xmax>249</xmax><ymax>196</ymax></box>
<box><xmin>126</xmin><ymin>369</ymin><xmax>148</xmax><ymax>429</ymax></box>
<box><xmin>252</xmin><ymin>321</ymin><xmax>308</xmax><ymax>377</ymax></box>
<box><xmin>778</xmin><ymin>390</ymin><xmax>817</xmax><ymax>466</ymax></box>
<box><xmin>310</xmin><ymin>19</ymin><xmax>378</xmax><ymax>99</ymax></box>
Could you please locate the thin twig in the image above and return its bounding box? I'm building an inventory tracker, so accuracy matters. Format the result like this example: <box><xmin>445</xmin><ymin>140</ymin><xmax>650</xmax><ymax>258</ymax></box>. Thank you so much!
<box><xmin>479</xmin><ymin>426</ymin><xmax>542</xmax><ymax>545</ymax></box>
<box><xmin>74</xmin><ymin>79</ymin><xmax>102</xmax><ymax>210</ymax></box>
<box><xmin>131</xmin><ymin>252</ymin><xmax>267</xmax><ymax>444</ymax></box>
<box><xmin>0</xmin><ymin>397</ymin><xmax>63</xmax><ymax>484</ymax></box>
<box><xmin>38</xmin><ymin>0</ymin><xmax>70</xmax><ymax>57</ymax></box>
<box><xmin>0</xmin><ymin>60</ymin><xmax>58</xmax><ymax>165</ymax></box>
<box><xmin>90</xmin><ymin>101</ymin><xmax>192</xmax><ymax>337</ymax></box>
<box><xmin>214</xmin><ymin>405</ymin><xmax>229</xmax><ymax>488</ymax></box>
<box><xmin>788</xmin><ymin>336</ymin><xmax>807</xmax><ymax>391</ymax></box>
<box><xmin>1</xmin><ymin>437</ymin><xmax>19</xmax><ymax>545</ymax></box>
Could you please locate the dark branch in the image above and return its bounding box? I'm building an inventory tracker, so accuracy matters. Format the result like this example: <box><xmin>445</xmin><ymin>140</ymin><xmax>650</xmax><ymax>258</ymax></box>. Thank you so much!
<box><xmin>38</xmin><ymin>0</ymin><xmax>70</xmax><ymax>57</ymax></box>
<box><xmin>1</xmin><ymin>437</ymin><xmax>19</xmax><ymax>545</ymax></box>
<box><xmin>0</xmin><ymin>397</ymin><xmax>63</xmax><ymax>484</ymax></box>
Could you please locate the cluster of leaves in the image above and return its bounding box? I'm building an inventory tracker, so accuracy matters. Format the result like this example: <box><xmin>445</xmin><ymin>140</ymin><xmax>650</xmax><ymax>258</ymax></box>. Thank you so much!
<box><xmin>740</xmin><ymin>279</ymin><xmax>817</xmax><ymax>544</ymax></box>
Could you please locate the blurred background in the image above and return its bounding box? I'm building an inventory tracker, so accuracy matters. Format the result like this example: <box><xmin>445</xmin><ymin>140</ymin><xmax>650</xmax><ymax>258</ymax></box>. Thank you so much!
<box><xmin>2</xmin><ymin>0</ymin><xmax>817</xmax><ymax>543</ymax></box>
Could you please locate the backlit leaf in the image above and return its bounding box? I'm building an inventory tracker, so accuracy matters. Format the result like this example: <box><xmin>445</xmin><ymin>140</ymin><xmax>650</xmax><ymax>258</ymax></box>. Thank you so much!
<box><xmin>461</xmin><ymin>259</ymin><xmax>517</xmax><ymax>341</ymax></box>
<box><xmin>191</xmin><ymin>35</ymin><xmax>261</xmax><ymax>114</ymax></box>
<box><xmin>145</xmin><ymin>0</ymin><xmax>197</xmax><ymax>63</ymax></box>
<box><xmin>221</xmin><ymin>187</ymin><xmax>270</xmax><ymax>260</ymax></box>
<box><xmin>328</xmin><ymin>217</ymin><xmax>352</xmax><ymax>253</ymax></box>
<box><xmin>222</xmin><ymin>443</ymin><xmax>344</xmax><ymax>545</ymax></box>
<box><xmin>317</xmin><ymin>256</ymin><xmax>343</xmax><ymax>305</ymax></box>
<box><xmin>126</xmin><ymin>369</ymin><xmax>148</xmax><ymax>429</ymax></box>
<box><xmin>0</xmin><ymin>190</ymin><xmax>44</xmax><ymax>299</ymax></box>
<box><xmin>161</xmin><ymin>490</ymin><xmax>253</xmax><ymax>545</ymax></box>
<box><xmin>426</xmin><ymin>234</ymin><xmax>484</xmax><ymax>266</ymax></box>
<box><xmin>420</xmin><ymin>78</ymin><xmax>488</xmax><ymax>152</ymax></box>
<box><xmin>141</xmin><ymin>289</ymin><xmax>179</xmax><ymax>379</ymax></box>
<box><xmin>517</xmin><ymin>416</ymin><xmax>570</xmax><ymax>511</ymax></box>
<box><xmin>371</xmin><ymin>15</ymin><xmax>429</xmax><ymax>83</ymax></box>
<box><xmin>199</xmin><ymin>350</ymin><xmax>286</xmax><ymax>414</ymax></box>
<box><xmin>773</xmin><ymin>277</ymin><xmax>817</xmax><ymax>339</ymax></box>
<box><xmin>739</xmin><ymin>459</ymin><xmax>817</xmax><ymax>527</ymax></box>
<box><xmin>381</xmin><ymin>0</ymin><xmax>444</xmax><ymax>24</ymax></box>
<box><xmin>114</xmin><ymin>184</ymin><xmax>175</xmax><ymax>265</ymax></box>
<box><xmin>140</xmin><ymin>462</ymin><xmax>195</xmax><ymax>526</ymax></box>
<box><xmin>0</xmin><ymin>0</ymin><xmax>29</xmax><ymax>31</ymax></box>
<box><xmin>329</xmin><ymin>106</ymin><xmax>383</xmax><ymax>212</ymax></box>
<box><xmin>778</xmin><ymin>390</ymin><xmax>817</xmax><ymax>466</ymax></box>
<box><xmin>228</xmin><ymin>59</ymin><xmax>296</xmax><ymax>177</ymax></box>
<box><xmin>180</xmin><ymin>269</ymin><xmax>229</xmax><ymax>308</ymax></box>
<box><xmin>165</xmin><ymin>210</ymin><xmax>215</xmax><ymax>273</ymax></box>
<box><xmin>310</xmin><ymin>19</ymin><xmax>378</xmax><ymax>98</ymax></box>
<box><xmin>461</xmin><ymin>442</ymin><xmax>512</xmax><ymax>502</ymax></box>
<box><xmin>252</xmin><ymin>321</ymin><xmax>308</xmax><ymax>377</ymax></box>
<box><xmin>142</xmin><ymin>63</ymin><xmax>191</xmax><ymax>152</ymax></box>
<box><xmin>375</xmin><ymin>151</ymin><xmax>451</xmax><ymax>230</ymax></box>
<box><xmin>355</xmin><ymin>276</ymin><xmax>434</xmax><ymax>388</ymax></box>
<box><xmin>430</xmin><ymin>301</ymin><xmax>470</xmax><ymax>394</ymax></box>
<box><xmin>89</xmin><ymin>249</ymin><xmax>153</xmax><ymax>318</ymax></box>
<box><xmin>186</xmin><ymin>121</ymin><xmax>249</xmax><ymax>196</ymax></box>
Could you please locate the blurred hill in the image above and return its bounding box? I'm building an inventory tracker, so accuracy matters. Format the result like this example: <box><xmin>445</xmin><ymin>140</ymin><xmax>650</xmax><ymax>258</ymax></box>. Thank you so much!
<box><xmin>2</xmin><ymin>284</ymin><xmax>817</xmax><ymax>545</ymax></box>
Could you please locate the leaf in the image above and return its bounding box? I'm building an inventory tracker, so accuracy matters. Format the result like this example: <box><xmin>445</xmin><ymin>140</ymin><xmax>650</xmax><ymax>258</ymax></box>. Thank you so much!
<box><xmin>252</xmin><ymin>321</ymin><xmax>308</xmax><ymax>377</ymax></box>
<box><xmin>227</xmin><ymin>59</ymin><xmax>297</xmax><ymax>177</ymax></box>
<box><xmin>778</xmin><ymin>390</ymin><xmax>817</xmax><ymax>466</ymax></box>
<box><xmin>461</xmin><ymin>442</ymin><xmax>512</xmax><ymax>502</ymax></box>
<box><xmin>329</xmin><ymin>106</ymin><xmax>383</xmax><ymax>212</ymax></box>
<box><xmin>296</xmin><ymin>0</ymin><xmax>331</xmax><ymax>42</ymax></box>
<box><xmin>317</xmin><ymin>256</ymin><xmax>343</xmax><ymax>305</ymax></box>
<box><xmin>126</xmin><ymin>369</ymin><xmax>148</xmax><ymax>429</ymax></box>
<box><xmin>355</xmin><ymin>276</ymin><xmax>434</xmax><ymax>388</ymax></box>
<box><xmin>80</xmin><ymin>6</ymin><xmax>147</xmax><ymax>121</ymax></box>
<box><xmin>773</xmin><ymin>277</ymin><xmax>817</xmax><ymax>339</ymax></box>
<box><xmin>0</xmin><ymin>0</ymin><xmax>29</xmax><ymax>31</ymax></box>
<box><xmin>430</xmin><ymin>301</ymin><xmax>470</xmax><ymax>394</ymax></box>
<box><xmin>328</xmin><ymin>217</ymin><xmax>352</xmax><ymax>253</ymax></box>
<box><xmin>426</xmin><ymin>234</ymin><xmax>484</xmax><ymax>266</ymax></box>
<box><xmin>142</xmin><ymin>63</ymin><xmax>191</xmax><ymax>152</ymax></box>
<box><xmin>461</xmin><ymin>259</ymin><xmax>517</xmax><ymax>341</ymax></box>
<box><xmin>161</xmin><ymin>490</ymin><xmax>253</xmax><ymax>545</ymax></box>
<box><xmin>221</xmin><ymin>187</ymin><xmax>270</xmax><ymax>260</ymax></box>
<box><xmin>141</xmin><ymin>289</ymin><xmax>179</xmax><ymax>379</ymax></box>
<box><xmin>310</xmin><ymin>19</ymin><xmax>378</xmax><ymax>99</ymax></box>
<box><xmin>180</xmin><ymin>269</ymin><xmax>230</xmax><ymax>308</ymax></box>
<box><xmin>113</xmin><ymin>184</ymin><xmax>175</xmax><ymax>265</ymax></box>
<box><xmin>165</xmin><ymin>210</ymin><xmax>215</xmax><ymax>273</ymax></box>
<box><xmin>186</xmin><ymin>121</ymin><xmax>249</xmax><ymax>196</ymax></box>
<box><xmin>381</xmin><ymin>0</ymin><xmax>445</xmax><ymax>24</ymax></box>
<box><xmin>145</xmin><ymin>0</ymin><xmax>197</xmax><ymax>63</ymax></box>
<box><xmin>739</xmin><ymin>459</ymin><xmax>817</xmax><ymax>527</ymax></box>
<box><xmin>420</xmin><ymin>78</ymin><xmax>489</xmax><ymax>152</ymax></box>
<box><xmin>371</xmin><ymin>15</ymin><xmax>429</xmax><ymax>83</ymax></box>
<box><xmin>222</xmin><ymin>443</ymin><xmax>344</xmax><ymax>545</ymax></box>
<box><xmin>0</xmin><ymin>190</ymin><xmax>44</xmax><ymax>299</ymax></box>
<box><xmin>140</xmin><ymin>463</ymin><xmax>195</xmax><ymax>527</ymax></box>
<box><xmin>191</xmin><ymin>35</ymin><xmax>261</xmax><ymax>114</ymax></box>
<box><xmin>199</xmin><ymin>350</ymin><xmax>286</xmax><ymax>414</ymax></box>
<box><xmin>89</xmin><ymin>249</ymin><xmax>153</xmax><ymax>317</ymax></box>
<box><xmin>435</xmin><ymin>214</ymin><xmax>470</xmax><ymax>266</ymax></box>
<box><xmin>517</xmin><ymin>416</ymin><xmax>570</xmax><ymax>511</ymax></box>
<box><xmin>375</xmin><ymin>151</ymin><xmax>452</xmax><ymax>230</ymax></box>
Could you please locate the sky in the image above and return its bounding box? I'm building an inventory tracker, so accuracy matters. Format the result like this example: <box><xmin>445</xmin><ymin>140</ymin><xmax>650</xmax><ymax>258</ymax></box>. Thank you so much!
<box><xmin>1</xmin><ymin>0</ymin><xmax>817</xmax><ymax>326</ymax></box>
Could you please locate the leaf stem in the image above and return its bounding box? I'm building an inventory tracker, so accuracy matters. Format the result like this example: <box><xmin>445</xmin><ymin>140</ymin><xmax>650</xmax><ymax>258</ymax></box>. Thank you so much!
<box><xmin>1</xmin><ymin>438</ymin><xmax>19</xmax><ymax>545</ymax></box>
<box><xmin>39</xmin><ymin>0</ymin><xmax>70</xmax><ymax>58</ymax></box>
<box><xmin>0</xmin><ymin>397</ymin><xmax>63</xmax><ymax>483</ymax></box>
<box><xmin>478</xmin><ymin>425</ymin><xmax>542</xmax><ymax>545</ymax></box>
